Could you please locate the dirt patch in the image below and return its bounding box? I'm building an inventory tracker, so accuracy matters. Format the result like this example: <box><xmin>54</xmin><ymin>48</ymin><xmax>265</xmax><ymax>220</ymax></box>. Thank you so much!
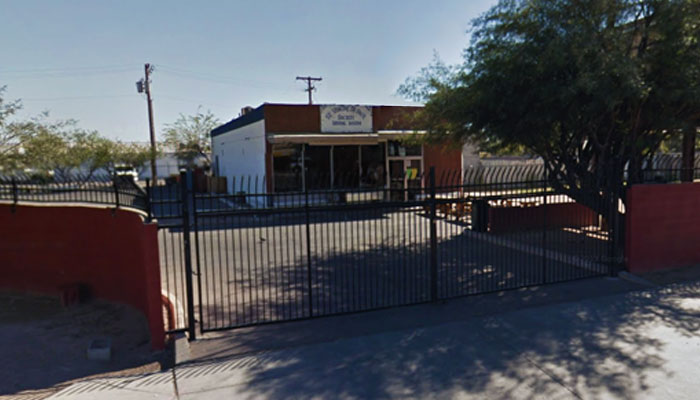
<box><xmin>0</xmin><ymin>291</ymin><xmax>171</xmax><ymax>399</ymax></box>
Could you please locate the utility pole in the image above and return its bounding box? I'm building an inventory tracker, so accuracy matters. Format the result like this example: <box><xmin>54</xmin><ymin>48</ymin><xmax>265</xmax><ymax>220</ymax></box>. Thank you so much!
<box><xmin>296</xmin><ymin>76</ymin><xmax>322</xmax><ymax>105</ymax></box>
<box><xmin>137</xmin><ymin>63</ymin><xmax>158</xmax><ymax>182</ymax></box>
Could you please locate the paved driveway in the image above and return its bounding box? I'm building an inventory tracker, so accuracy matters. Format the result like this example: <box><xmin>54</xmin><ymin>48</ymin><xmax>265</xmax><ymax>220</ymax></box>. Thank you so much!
<box><xmin>48</xmin><ymin>278</ymin><xmax>700</xmax><ymax>399</ymax></box>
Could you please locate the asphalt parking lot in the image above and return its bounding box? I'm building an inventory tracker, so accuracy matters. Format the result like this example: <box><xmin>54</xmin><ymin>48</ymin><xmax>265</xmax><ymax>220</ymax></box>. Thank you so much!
<box><xmin>157</xmin><ymin>204</ymin><xmax>611</xmax><ymax>332</ymax></box>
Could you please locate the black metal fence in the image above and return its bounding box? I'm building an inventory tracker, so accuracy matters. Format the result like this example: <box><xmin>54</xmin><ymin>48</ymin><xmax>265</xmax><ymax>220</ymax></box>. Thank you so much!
<box><xmin>0</xmin><ymin>173</ymin><xmax>147</xmax><ymax>211</ymax></box>
<box><xmin>151</xmin><ymin>165</ymin><xmax>633</xmax><ymax>337</ymax></box>
<box><xmin>3</xmin><ymin>163</ymin><xmax>697</xmax><ymax>338</ymax></box>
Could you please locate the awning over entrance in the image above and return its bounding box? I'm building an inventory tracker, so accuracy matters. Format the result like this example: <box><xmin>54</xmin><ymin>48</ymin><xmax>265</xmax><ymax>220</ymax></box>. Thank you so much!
<box><xmin>267</xmin><ymin>130</ymin><xmax>426</xmax><ymax>146</ymax></box>
<box><xmin>376</xmin><ymin>130</ymin><xmax>427</xmax><ymax>140</ymax></box>
<box><xmin>267</xmin><ymin>133</ymin><xmax>379</xmax><ymax>145</ymax></box>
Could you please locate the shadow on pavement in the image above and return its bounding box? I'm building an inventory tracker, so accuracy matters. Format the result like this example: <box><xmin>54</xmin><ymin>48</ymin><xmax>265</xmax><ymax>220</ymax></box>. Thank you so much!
<box><xmin>177</xmin><ymin>277</ymin><xmax>700</xmax><ymax>398</ymax></box>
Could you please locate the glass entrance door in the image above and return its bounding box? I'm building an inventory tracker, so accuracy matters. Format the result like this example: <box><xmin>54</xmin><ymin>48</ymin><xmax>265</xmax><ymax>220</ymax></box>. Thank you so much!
<box><xmin>406</xmin><ymin>159</ymin><xmax>422</xmax><ymax>200</ymax></box>
<box><xmin>389</xmin><ymin>158</ymin><xmax>422</xmax><ymax>201</ymax></box>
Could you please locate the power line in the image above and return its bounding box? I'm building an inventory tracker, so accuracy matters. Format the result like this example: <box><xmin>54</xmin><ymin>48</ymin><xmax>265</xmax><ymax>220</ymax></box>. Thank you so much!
<box><xmin>22</xmin><ymin>94</ymin><xmax>134</xmax><ymax>102</ymax></box>
<box><xmin>0</xmin><ymin>64</ymin><xmax>135</xmax><ymax>73</ymax></box>
<box><xmin>1</xmin><ymin>66</ymin><xmax>136</xmax><ymax>79</ymax></box>
<box><xmin>157</xmin><ymin>65</ymin><xmax>299</xmax><ymax>92</ymax></box>
<box><xmin>156</xmin><ymin>94</ymin><xmax>233</xmax><ymax>108</ymax></box>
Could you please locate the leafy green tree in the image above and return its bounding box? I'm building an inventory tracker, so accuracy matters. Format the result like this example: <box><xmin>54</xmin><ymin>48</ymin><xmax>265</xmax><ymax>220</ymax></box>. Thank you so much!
<box><xmin>162</xmin><ymin>109</ymin><xmax>219</xmax><ymax>167</ymax></box>
<box><xmin>13</xmin><ymin>117</ymin><xmax>114</xmax><ymax>179</ymax></box>
<box><xmin>14</xmin><ymin>118</ymin><xmax>74</xmax><ymax>177</ymax></box>
<box><xmin>401</xmin><ymin>0</ymin><xmax>700</xmax><ymax>223</ymax></box>
<box><xmin>0</xmin><ymin>87</ymin><xmax>155</xmax><ymax>179</ymax></box>
<box><xmin>67</xmin><ymin>131</ymin><xmax>115</xmax><ymax>178</ymax></box>
<box><xmin>0</xmin><ymin>86</ymin><xmax>25</xmax><ymax>172</ymax></box>
<box><xmin>108</xmin><ymin>141</ymin><xmax>157</xmax><ymax>176</ymax></box>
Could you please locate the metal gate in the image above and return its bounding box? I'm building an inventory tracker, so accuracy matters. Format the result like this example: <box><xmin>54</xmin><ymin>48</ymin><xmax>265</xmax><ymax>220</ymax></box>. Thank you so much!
<box><xmin>153</xmin><ymin>167</ymin><xmax>622</xmax><ymax>337</ymax></box>
<box><xmin>149</xmin><ymin>175</ymin><xmax>197</xmax><ymax>338</ymax></box>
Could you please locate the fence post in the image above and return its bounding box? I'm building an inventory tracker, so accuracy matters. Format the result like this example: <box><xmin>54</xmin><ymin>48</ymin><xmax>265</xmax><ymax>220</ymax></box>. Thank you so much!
<box><xmin>112</xmin><ymin>174</ymin><xmax>120</xmax><ymax>209</ymax></box>
<box><xmin>145</xmin><ymin>178</ymin><xmax>152</xmax><ymax>221</ymax></box>
<box><xmin>541</xmin><ymin>165</ymin><xmax>548</xmax><ymax>283</ymax></box>
<box><xmin>305</xmin><ymin>184</ymin><xmax>314</xmax><ymax>317</ymax></box>
<box><xmin>608</xmin><ymin>173</ymin><xmax>622</xmax><ymax>276</ymax></box>
<box><xmin>11</xmin><ymin>177</ymin><xmax>18</xmax><ymax>213</ymax></box>
<box><xmin>429</xmin><ymin>167</ymin><xmax>438</xmax><ymax>302</ymax></box>
<box><xmin>190</xmin><ymin>171</ymin><xmax>205</xmax><ymax>337</ymax></box>
<box><xmin>180</xmin><ymin>170</ymin><xmax>197</xmax><ymax>340</ymax></box>
<box><xmin>608</xmin><ymin>187</ymin><xmax>617</xmax><ymax>276</ymax></box>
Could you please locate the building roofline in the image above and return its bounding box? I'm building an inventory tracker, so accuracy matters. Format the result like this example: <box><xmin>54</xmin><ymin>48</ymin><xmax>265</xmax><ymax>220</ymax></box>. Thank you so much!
<box><xmin>210</xmin><ymin>103</ymin><xmax>425</xmax><ymax>138</ymax></box>
<box><xmin>210</xmin><ymin>104</ymin><xmax>266</xmax><ymax>137</ymax></box>
<box><xmin>262</xmin><ymin>102</ymin><xmax>423</xmax><ymax>108</ymax></box>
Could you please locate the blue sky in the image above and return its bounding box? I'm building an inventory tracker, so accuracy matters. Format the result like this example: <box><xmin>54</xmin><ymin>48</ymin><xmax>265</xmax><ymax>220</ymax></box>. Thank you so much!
<box><xmin>1</xmin><ymin>0</ymin><xmax>497</xmax><ymax>142</ymax></box>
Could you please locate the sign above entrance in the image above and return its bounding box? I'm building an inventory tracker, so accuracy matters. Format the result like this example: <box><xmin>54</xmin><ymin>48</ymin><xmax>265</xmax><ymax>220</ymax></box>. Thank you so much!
<box><xmin>320</xmin><ymin>105</ymin><xmax>373</xmax><ymax>133</ymax></box>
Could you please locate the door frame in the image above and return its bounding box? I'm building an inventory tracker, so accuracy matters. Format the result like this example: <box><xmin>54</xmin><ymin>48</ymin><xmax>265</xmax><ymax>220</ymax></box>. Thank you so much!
<box><xmin>386</xmin><ymin>156</ymin><xmax>423</xmax><ymax>201</ymax></box>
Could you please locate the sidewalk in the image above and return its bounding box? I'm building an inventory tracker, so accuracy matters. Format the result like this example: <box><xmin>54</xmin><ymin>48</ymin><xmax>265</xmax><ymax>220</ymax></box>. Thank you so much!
<box><xmin>47</xmin><ymin>276</ymin><xmax>700</xmax><ymax>399</ymax></box>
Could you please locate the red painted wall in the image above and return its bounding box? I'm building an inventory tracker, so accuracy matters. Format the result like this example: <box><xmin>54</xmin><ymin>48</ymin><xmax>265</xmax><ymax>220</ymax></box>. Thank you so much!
<box><xmin>0</xmin><ymin>204</ymin><xmax>164</xmax><ymax>350</ymax></box>
<box><xmin>262</xmin><ymin>104</ymin><xmax>423</xmax><ymax>133</ymax></box>
<box><xmin>423</xmin><ymin>144</ymin><xmax>462</xmax><ymax>187</ymax></box>
<box><xmin>372</xmin><ymin>106</ymin><xmax>423</xmax><ymax>131</ymax></box>
<box><xmin>489</xmin><ymin>202</ymin><xmax>598</xmax><ymax>233</ymax></box>
<box><xmin>626</xmin><ymin>183</ymin><xmax>700</xmax><ymax>273</ymax></box>
<box><xmin>264</xmin><ymin>104</ymin><xmax>321</xmax><ymax>133</ymax></box>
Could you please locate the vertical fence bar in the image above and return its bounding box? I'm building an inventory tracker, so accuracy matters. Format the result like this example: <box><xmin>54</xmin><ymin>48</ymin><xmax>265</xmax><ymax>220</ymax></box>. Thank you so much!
<box><xmin>11</xmin><ymin>177</ymin><xmax>18</xmax><ymax>213</ymax></box>
<box><xmin>429</xmin><ymin>167</ymin><xmax>438</xmax><ymax>302</ymax></box>
<box><xmin>180</xmin><ymin>171</ymin><xmax>197</xmax><ymax>340</ymax></box>
<box><xmin>145</xmin><ymin>178</ymin><xmax>152</xmax><ymax>221</ymax></box>
<box><xmin>542</xmin><ymin>165</ymin><xmax>548</xmax><ymax>283</ymax></box>
<box><xmin>305</xmin><ymin>184</ymin><xmax>314</xmax><ymax>317</ymax></box>
<box><xmin>191</xmin><ymin>175</ymin><xmax>205</xmax><ymax>334</ymax></box>
<box><xmin>609</xmin><ymin>176</ymin><xmax>621</xmax><ymax>277</ymax></box>
<box><xmin>112</xmin><ymin>175</ymin><xmax>120</xmax><ymax>209</ymax></box>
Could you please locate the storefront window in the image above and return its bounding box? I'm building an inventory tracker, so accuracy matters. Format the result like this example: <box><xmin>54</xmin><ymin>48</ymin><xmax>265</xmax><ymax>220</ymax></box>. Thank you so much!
<box><xmin>273</xmin><ymin>143</ymin><xmax>388</xmax><ymax>192</ymax></box>
<box><xmin>361</xmin><ymin>144</ymin><xmax>385</xmax><ymax>188</ymax></box>
<box><xmin>333</xmin><ymin>146</ymin><xmax>360</xmax><ymax>188</ymax></box>
<box><xmin>387</xmin><ymin>140</ymin><xmax>422</xmax><ymax>157</ymax></box>
<box><xmin>272</xmin><ymin>144</ymin><xmax>302</xmax><ymax>192</ymax></box>
<box><xmin>305</xmin><ymin>145</ymin><xmax>331</xmax><ymax>190</ymax></box>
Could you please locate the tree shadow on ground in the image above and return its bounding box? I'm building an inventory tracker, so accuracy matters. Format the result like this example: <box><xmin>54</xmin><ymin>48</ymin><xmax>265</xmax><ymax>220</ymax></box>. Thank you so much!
<box><xmin>195</xmin><ymin>225</ymin><xmax>599</xmax><ymax>330</ymax></box>
<box><xmin>179</xmin><ymin>204</ymin><xmax>687</xmax><ymax>398</ymax></box>
<box><xmin>188</xmin><ymin>280</ymin><xmax>700</xmax><ymax>399</ymax></box>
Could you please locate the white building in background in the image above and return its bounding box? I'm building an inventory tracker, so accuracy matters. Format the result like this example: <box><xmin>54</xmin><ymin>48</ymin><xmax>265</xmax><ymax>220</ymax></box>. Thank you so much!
<box><xmin>137</xmin><ymin>153</ymin><xmax>208</xmax><ymax>181</ymax></box>
<box><xmin>113</xmin><ymin>141</ymin><xmax>209</xmax><ymax>181</ymax></box>
<box><xmin>210</xmin><ymin>103</ymin><xmax>480</xmax><ymax>196</ymax></box>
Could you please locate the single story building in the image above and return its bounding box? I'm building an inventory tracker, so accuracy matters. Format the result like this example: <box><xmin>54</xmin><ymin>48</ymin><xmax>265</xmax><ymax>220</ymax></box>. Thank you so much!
<box><xmin>210</xmin><ymin>103</ymin><xmax>478</xmax><ymax>199</ymax></box>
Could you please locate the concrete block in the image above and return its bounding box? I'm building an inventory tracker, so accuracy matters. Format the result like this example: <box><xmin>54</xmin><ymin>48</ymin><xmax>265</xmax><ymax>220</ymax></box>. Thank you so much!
<box><xmin>87</xmin><ymin>338</ymin><xmax>112</xmax><ymax>361</ymax></box>
<box><xmin>173</xmin><ymin>332</ymin><xmax>190</xmax><ymax>365</ymax></box>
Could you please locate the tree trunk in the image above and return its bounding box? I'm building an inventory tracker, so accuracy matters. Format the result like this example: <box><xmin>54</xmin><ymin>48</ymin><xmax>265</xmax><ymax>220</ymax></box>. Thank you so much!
<box><xmin>681</xmin><ymin>127</ymin><xmax>696</xmax><ymax>182</ymax></box>
<box><xmin>547</xmin><ymin>163</ymin><xmax>626</xmax><ymax>260</ymax></box>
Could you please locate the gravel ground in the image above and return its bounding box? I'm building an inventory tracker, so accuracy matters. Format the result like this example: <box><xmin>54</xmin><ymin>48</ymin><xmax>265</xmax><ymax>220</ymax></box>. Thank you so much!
<box><xmin>0</xmin><ymin>291</ymin><xmax>170</xmax><ymax>400</ymax></box>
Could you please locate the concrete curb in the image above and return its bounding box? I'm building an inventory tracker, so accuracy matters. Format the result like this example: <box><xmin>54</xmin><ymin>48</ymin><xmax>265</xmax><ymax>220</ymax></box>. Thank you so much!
<box><xmin>617</xmin><ymin>271</ymin><xmax>657</xmax><ymax>287</ymax></box>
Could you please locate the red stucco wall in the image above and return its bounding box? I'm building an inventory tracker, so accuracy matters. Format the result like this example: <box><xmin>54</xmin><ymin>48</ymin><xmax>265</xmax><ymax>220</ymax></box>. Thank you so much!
<box><xmin>626</xmin><ymin>183</ymin><xmax>700</xmax><ymax>273</ymax></box>
<box><xmin>262</xmin><ymin>104</ymin><xmax>423</xmax><ymax>133</ymax></box>
<box><xmin>423</xmin><ymin>144</ymin><xmax>462</xmax><ymax>186</ymax></box>
<box><xmin>372</xmin><ymin>106</ymin><xmax>423</xmax><ymax>131</ymax></box>
<box><xmin>0</xmin><ymin>204</ymin><xmax>164</xmax><ymax>350</ymax></box>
